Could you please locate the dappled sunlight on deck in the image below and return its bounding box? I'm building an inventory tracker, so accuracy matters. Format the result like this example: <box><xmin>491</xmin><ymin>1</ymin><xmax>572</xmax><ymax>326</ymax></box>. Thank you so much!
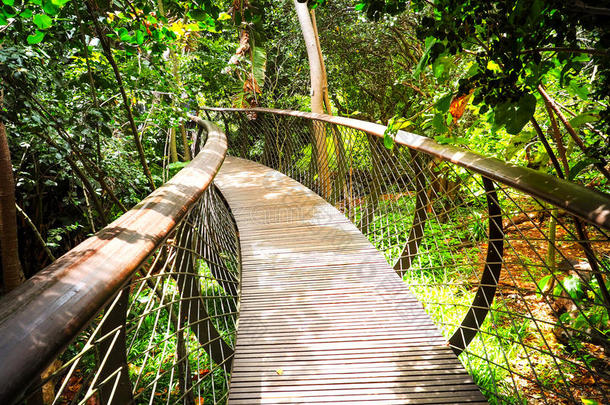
<box><xmin>215</xmin><ymin>157</ymin><xmax>486</xmax><ymax>404</ymax></box>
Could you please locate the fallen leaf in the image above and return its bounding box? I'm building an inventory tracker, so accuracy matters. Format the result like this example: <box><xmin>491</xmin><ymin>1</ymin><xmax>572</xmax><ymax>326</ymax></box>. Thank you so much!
<box><xmin>276</xmin><ymin>369</ymin><xmax>283</xmax><ymax>375</ymax></box>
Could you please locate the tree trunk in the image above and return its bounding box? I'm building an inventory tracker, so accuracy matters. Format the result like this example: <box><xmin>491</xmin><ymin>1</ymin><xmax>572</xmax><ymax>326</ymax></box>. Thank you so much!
<box><xmin>180</xmin><ymin>123</ymin><xmax>191</xmax><ymax>161</ymax></box>
<box><xmin>294</xmin><ymin>0</ymin><xmax>331</xmax><ymax>198</ymax></box>
<box><xmin>310</xmin><ymin>9</ymin><xmax>332</xmax><ymax>115</ymax></box>
<box><xmin>169</xmin><ymin>128</ymin><xmax>179</xmax><ymax>163</ymax></box>
<box><xmin>310</xmin><ymin>9</ymin><xmax>349</xmax><ymax>206</ymax></box>
<box><xmin>0</xmin><ymin>120</ymin><xmax>25</xmax><ymax>292</ymax></box>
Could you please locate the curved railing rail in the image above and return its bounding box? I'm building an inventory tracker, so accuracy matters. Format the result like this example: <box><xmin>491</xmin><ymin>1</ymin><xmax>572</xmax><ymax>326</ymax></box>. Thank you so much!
<box><xmin>207</xmin><ymin>107</ymin><xmax>610</xmax><ymax>405</ymax></box>
<box><xmin>206</xmin><ymin>107</ymin><xmax>610</xmax><ymax>230</ymax></box>
<box><xmin>0</xmin><ymin>119</ymin><xmax>238</xmax><ymax>404</ymax></box>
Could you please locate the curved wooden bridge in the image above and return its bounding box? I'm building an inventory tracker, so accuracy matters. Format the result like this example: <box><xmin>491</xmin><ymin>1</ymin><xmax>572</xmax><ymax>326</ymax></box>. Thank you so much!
<box><xmin>1</xmin><ymin>109</ymin><xmax>609</xmax><ymax>405</ymax></box>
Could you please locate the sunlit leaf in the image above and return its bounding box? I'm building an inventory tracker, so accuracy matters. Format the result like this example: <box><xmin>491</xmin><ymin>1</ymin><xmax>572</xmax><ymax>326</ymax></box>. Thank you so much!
<box><xmin>26</xmin><ymin>30</ymin><xmax>45</xmax><ymax>44</ymax></box>
<box><xmin>435</xmin><ymin>93</ymin><xmax>452</xmax><ymax>114</ymax></box>
<box><xmin>33</xmin><ymin>14</ymin><xmax>52</xmax><ymax>30</ymax></box>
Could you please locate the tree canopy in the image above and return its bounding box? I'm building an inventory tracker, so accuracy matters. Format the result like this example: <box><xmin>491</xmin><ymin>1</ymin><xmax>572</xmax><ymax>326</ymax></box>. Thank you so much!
<box><xmin>0</xmin><ymin>0</ymin><xmax>609</xmax><ymax>283</ymax></box>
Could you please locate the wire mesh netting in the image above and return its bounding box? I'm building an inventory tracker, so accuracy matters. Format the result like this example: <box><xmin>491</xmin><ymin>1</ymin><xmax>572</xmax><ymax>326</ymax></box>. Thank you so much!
<box><xmin>211</xmin><ymin>109</ymin><xmax>610</xmax><ymax>405</ymax></box>
<box><xmin>15</xmin><ymin>183</ymin><xmax>240</xmax><ymax>405</ymax></box>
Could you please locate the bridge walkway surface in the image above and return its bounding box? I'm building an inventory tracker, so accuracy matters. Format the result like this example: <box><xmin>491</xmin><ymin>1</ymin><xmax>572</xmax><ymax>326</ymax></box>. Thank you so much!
<box><xmin>214</xmin><ymin>156</ymin><xmax>486</xmax><ymax>404</ymax></box>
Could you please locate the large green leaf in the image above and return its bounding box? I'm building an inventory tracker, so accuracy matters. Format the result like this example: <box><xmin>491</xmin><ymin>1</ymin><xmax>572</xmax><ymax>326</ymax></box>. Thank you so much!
<box><xmin>252</xmin><ymin>46</ymin><xmax>267</xmax><ymax>89</ymax></box>
<box><xmin>569</xmin><ymin>113</ymin><xmax>597</xmax><ymax>130</ymax></box>
<box><xmin>568</xmin><ymin>80</ymin><xmax>589</xmax><ymax>100</ymax></box>
<box><xmin>118</xmin><ymin>28</ymin><xmax>131</xmax><ymax>42</ymax></box>
<box><xmin>27</xmin><ymin>30</ymin><xmax>45</xmax><ymax>44</ymax></box>
<box><xmin>135</xmin><ymin>29</ymin><xmax>144</xmax><ymax>45</ymax></box>
<box><xmin>33</xmin><ymin>14</ymin><xmax>52</xmax><ymax>30</ymax></box>
<box><xmin>435</xmin><ymin>93</ymin><xmax>452</xmax><ymax>113</ymax></box>
<box><xmin>569</xmin><ymin>158</ymin><xmax>600</xmax><ymax>180</ymax></box>
<box><xmin>494</xmin><ymin>93</ymin><xmax>537</xmax><ymax>135</ymax></box>
<box><xmin>42</xmin><ymin>0</ymin><xmax>59</xmax><ymax>15</ymax></box>
<box><xmin>432</xmin><ymin>113</ymin><xmax>448</xmax><ymax>134</ymax></box>
<box><xmin>190</xmin><ymin>8</ymin><xmax>208</xmax><ymax>21</ymax></box>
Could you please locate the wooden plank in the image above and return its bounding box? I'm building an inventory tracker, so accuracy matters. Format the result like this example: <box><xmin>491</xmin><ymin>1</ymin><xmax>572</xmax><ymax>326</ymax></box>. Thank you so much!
<box><xmin>214</xmin><ymin>156</ymin><xmax>486</xmax><ymax>404</ymax></box>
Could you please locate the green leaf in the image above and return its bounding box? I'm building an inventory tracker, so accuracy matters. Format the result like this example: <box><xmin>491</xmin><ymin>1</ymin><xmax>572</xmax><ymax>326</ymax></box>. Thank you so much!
<box><xmin>495</xmin><ymin>94</ymin><xmax>537</xmax><ymax>135</ymax></box>
<box><xmin>413</xmin><ymin>37</ymin><xmax>436</xmax><ymax>77</ymax></box>
<box><xmin>190</xmin><ymin>8</ymin><xmax>207</xmax><ymax>21</ymax></box>
<box><xmin>432</xmin><ymin>56</ymin><xmax>451</xmax><ymax>79</ymax></box>
<box><xmin>432</xmin><ymin>113</ymin><xmax>448</xmax><ymax>134</ymax></box>
<box><xmin>2</xmin><ymin>0</ymin><xmax>14</xmax><ymax>6</ymax></box>
<box><xmin>569</xmin><ymin>113</ymin><xmax>597</xmax><ymax>130</ymax></box>
<box><xmin>569</xmin><ymin>158</ymin><xmax>600</xmax><ymax>180</ymax></box>
<box><xmin>435</xmin><ymin>93</ymin><xmax>453</xmax><ymax>113</ymax></box>
<box><xmin>536</xmin><ymin>275</ymin><xmax>552</xmax><ymax>298</ymax></box>
<box><xmin>510</xmin><ymin>93</ymin><xmax>536</xmax><ymax>134</ymax></box>
<box><xmin>20</xmin><ymin>8</ymin><xmax>32</xmax><ymax>18</ymax></box>
<box><xmin>42</xmin><ymin>0</ymin><xmax>59</xmax><ymax>15</ymax></box>
<box><xmin>568</xmin><ymin>79</ymin><xmax>589</xmax><ymax>100</ymax></box>
<box><xmin>27</xmin><ymin>30</ymin><xmax>46</xmax><ymax>44</ymax></box>
<box><xmin>355</xmin><ymin>2</ymin><xmax>365</xmax><ymax>11</ymax></box>
<box><xmin>51</xmin><ymin>0</ymin><xmax>71</xmax><ymax>5</ymax></box>
<box><xmin>252</xmin><ymin>47</ymin><xmax>267</xmax><ymax>89</ymax></box>
<box><xmin>33</xmin><ymin>14</ymin><xmax>52</xmax><ymax>29</ymax></box>
<box><xmin>383</xmin><ymin>122</ymin><xmax>396</xmax><ymax>149</ymax></box>
<box><xmin>135</xmin><ymin>29</ymin><xmax>144</xmax><ymax>45</ymax></box>
<box><xmin>383</xmin><ymin>133</ymin><xmax>394</xmax><ymax>149</ymax></box>
<box><xmin>118</xmin><ymin>27</ymin><xmax>131</xmax><ymax>42</ymax></box>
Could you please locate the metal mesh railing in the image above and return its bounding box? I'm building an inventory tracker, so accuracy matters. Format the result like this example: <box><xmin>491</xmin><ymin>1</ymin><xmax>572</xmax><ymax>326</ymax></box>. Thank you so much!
<box><xmin>0</xmin><ymin>119</ymin><xmax>238</xmax><ymax>405</ymax></box>
<box><xmin>208</xmin><ymin>107</ymin><xmax>610</xmax><ymax>405</ymax></box>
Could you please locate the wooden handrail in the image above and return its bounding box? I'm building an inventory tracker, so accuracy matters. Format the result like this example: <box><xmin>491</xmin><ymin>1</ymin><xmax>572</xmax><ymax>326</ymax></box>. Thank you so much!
<box><xmin>205</xmin><ymin>107</ymin><xmax>610</xmax><ymax>231</ymax></box>
<box><xmin>0</xmin><ymin>118</ymin><xmax>227</xmax><ymax>402</ymax></box>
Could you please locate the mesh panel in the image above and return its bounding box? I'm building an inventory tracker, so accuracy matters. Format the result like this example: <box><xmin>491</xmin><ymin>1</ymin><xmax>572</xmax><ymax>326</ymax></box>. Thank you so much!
<box><xmin>213</xmin><ymin>109</ymin><xmax>610</xmax><ymax>405</ymax></box>
<box><xmin>17</xmin><ymin>188</ymin><xmax>238</xmax><ymax>405</ymax></box>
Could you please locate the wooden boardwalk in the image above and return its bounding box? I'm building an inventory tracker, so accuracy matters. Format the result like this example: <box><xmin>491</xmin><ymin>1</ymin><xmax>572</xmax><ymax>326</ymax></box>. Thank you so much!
<box><xmin>214</xmin><ymin>157</ymin><xmax>486</xmax><ymax>404</ymax></box>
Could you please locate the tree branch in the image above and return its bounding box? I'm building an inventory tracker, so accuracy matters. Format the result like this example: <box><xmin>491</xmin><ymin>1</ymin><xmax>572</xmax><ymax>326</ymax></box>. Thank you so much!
<box><xmin>522</xmin><ymin>47</ymin><xmax>608</xmax><ymax>56</ymax></box>
<box><xmin>537</xmin><ymin>84</ymin><xmax>610</xmax><ymax>182</ymax></box>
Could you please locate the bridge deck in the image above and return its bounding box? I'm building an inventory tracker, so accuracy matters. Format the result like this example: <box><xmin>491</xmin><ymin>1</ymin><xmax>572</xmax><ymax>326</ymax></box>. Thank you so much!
<box><xmin>214</xmin><ymin>157</ymin><xmax>486</xmax><ymax>404</ymax></box>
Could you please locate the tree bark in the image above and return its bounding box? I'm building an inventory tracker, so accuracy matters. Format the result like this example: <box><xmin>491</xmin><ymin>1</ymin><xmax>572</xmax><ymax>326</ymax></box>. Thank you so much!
<box><xmin>0</xmin><ymin>120</ymin><xmax>25</xmax><ymax>292</ymax></box>
<box><xmin>310</xmin><ymin>9</ymin><xmax>332</xmax><ymax>115</ymax></box>
<box><xmin>294</xmin><ymin>0</ymin><xmax>331</xmax><ymax>198</ymax></box>
<box><xmin>310</xmin><ymin>8</ymin><xmax>348</xmax><ymax>205</ymax></box>
<box><xmin>169</xmin><ymin>128</ymin><xmax>179</xmax><ymax>163</ymax></box>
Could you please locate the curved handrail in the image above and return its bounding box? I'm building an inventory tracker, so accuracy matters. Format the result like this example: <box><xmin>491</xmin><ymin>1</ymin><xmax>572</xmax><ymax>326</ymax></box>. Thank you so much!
<box><xmin>205</xmin><ymin>107</ymin><xmax>610</xmax><ymax>231</ymax></box>
<box><xmin>0</xmin><ymin>118</ymin><xmax>227</xmax><ymax>402</ymax></box>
